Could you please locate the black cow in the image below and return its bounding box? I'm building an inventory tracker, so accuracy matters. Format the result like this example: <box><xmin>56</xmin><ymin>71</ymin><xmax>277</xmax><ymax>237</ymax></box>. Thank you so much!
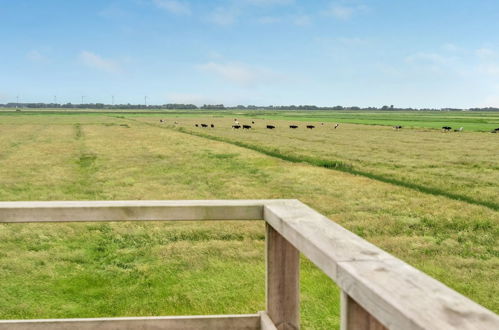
<box><xmin>306</xmin><ymin>125</ymin><xmax>315</xmax><ymax>129</ymax></box>
<box><xmin>492</xmin><ymin>128</ymin><xmax>499</xmax><ymax>133</ymax></box>
<box><xmin>334</xmin><ymin>123</ymin><xmax>339</xmax><ymax>129</ymax></box>
<box><xmin>252</xmin><ymin>121</ymin><xmax>255</xmax><ymax>124</ymax></box>
<box><xmin>442</xmin><ymin>126</ymin><xmax>452</xmax><ymax>132</ymax></box>
<box><xmin>195</xmin><ymin>124</ymin><xmax>199</xmax><ymax>127</ymax></box>
<box><xmin>289</xmin><ymin>125</ymin><xmax>298</xmax><ymax>129</ymax></box>
<box><xmin>243</xmin><ymin>125</ymin><xmax>252</xmax><ymax>129</ymax></box>
<box><xmin>159</xmin><ymin>119</ymin><xmax>165</xmax><ymax>123</ymax></box>
<box><xmin>266</xmin><ymin>125</ymin><xmax>275</xmax><ymax>129</ymax></box>
<box><xmin>232</xmin><ymin>125</ymin><xmax>241</xmax><ymax>129</ymax></box>
<box><xmin>210</xmin><ymin>124</ymin><xmax>214</xmax><ymax>128</ymax></box>
<box><xmin>201</xmin><ymin>124</ymin><xmax>208</xmax><ymax>128</ymax></box>
<box><xmin>393</xmin><ymin>125</ymin><xmax>402</xmax><ymax>130</ymax></box>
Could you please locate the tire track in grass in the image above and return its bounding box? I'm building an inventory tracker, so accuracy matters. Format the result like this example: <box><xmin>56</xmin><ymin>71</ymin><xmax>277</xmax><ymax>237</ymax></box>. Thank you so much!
<box><xmin>71</xmin><ymin>123</ymin><xmax>103</xmax><ymax>199</ymax></box>
<box><xmin>120</xmin><ymin>117</ymin><xmax>499</xmax><ymax>212</ymax></box>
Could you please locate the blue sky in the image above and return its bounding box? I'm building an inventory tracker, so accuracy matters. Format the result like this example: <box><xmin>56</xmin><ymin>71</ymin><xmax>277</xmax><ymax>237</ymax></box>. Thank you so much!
<box><xmin>1</xmin><ymin>0</ymin><xmax>499</xmax><ymax>108</ymax></box>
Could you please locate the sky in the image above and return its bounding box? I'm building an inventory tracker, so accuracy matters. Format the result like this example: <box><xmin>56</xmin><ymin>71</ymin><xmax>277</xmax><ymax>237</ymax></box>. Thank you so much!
<box><xmin>1</xmin><ymin>0</ymin><xmax>499</xmax><ymax>108</ymax></box>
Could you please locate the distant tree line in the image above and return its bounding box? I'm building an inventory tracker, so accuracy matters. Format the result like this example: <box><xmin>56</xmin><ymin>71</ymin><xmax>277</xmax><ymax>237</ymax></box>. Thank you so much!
<box><xmin>0</xmin><ymin>102</ymin><xmax>498</xmax><ymax>112</ymax></box>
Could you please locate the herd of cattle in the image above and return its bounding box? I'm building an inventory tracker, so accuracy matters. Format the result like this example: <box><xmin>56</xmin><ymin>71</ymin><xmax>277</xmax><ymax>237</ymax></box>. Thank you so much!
<box><xmin>160</xmin><ymin>119</ymin><xmax>499</xmax><ymax>133</ymax></box>
<box><xmin>188</xmin><ymin>119</ymin><xmax>342</xmax><ymax>130</ymax></box>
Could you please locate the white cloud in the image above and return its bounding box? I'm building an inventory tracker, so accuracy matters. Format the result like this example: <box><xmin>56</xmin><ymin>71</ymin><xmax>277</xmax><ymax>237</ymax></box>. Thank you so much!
<box><xmin>26</xmin><ymin>50</ymin><xmax>46</xmax><ymax>63</ymax></box>
<box><xmin>166</xmin><ymin>92</ymin><xmax>253</xmax><ymax>106</ymax></box>
<box><xmin>477</xmin><ymin>63</ymin><xmax>499</xmax><ymax>76</ymax></box>
<box><xmin>405</xmin><ymin>52</ymin><xmax>454</xmax><ymax>65</ymax></box>
<box><xmin>293</xmin><ymin>15</ymin><xmax>311</xmax><ymax>26</ymax></box>
<box><xmin>208</xmin><ymin>0</ymin><xmax>294</xmax><ymax>26</ymax></box>
<box><xmin>79</xmin><ymin>51</ymin><xmax>122</xmax><ymax>74</ymax></box>
<box><xmin>481</xmin><ymin>92</ymin><xmax>499</xmax><ymax>107</ymax></box>
<box><xmin>323</xmin><ymin>2</ymin><xmax>368</xmax><ymax>20</ymax></box>
<box><xmin>153</xmin><ymin>0</ymin><xmax>191</xmax><ymax>15</ymax></box>
<box><xmin>337</xmin><ymin>37</ymin><xmax>368</xmax><ymax>46</ymax></box>
<box><xmin>442</xmin><ymin>43</ymin><xmax>459</xmax><ymax>52</ymax></box>
<box><xmin>476</xmin><ymin>48</ymin><xmax>496</xmax><ymax>59</ymax></box>
<box><xmin>258</xmin><ymin>15</ymin><xmax>311</xmax><ymax>26</ymax></box>
<box><xmin>244</xmin><ymin>0</ymin><xmax>294</xmax><ymax>6</ymax></box>
<box><xmin>198</xmin><ymin>61</ymin><xmax>283</xmax><ymax>87</ymax></box>
<box><xmin>258</xmin><ymin>16</ymin><xmax>282</xmax><ymax>24</ymax></box>
<box><xmin>208</xmin><ymin>7</ymin><xmax>240</xmax><ymax>26</ymax></box>
<box><xmin>166</xmin><ymin>93</ymin><xmax>220</xmax><ymax>105</ymax></box>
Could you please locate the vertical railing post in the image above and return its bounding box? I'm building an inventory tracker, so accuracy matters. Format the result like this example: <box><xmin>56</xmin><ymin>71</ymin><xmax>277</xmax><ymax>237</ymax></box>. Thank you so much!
<box><xmin>266</xmin><ymin>223</ymin><xmax>300</xmax><ymax>330</ymax></box>
<box><xmin>341</xmin><ymin>291</ymin><xmax>387</xmax><ymax>330</ymax></box>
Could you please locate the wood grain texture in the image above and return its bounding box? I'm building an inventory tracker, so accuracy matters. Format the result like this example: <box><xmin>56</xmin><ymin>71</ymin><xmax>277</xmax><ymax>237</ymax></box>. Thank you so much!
<box><xmin>341</xmin><ymin>291</ymin><xmax>387</xmax><ymax>330</ymax></box>
<box><xmin>1</xmin><ymin>199</ymin><xmax>498</xmax><ymax>329</ymax></box>
<box><xmin>266</xmin><ymin>224</ymin><xmax>300</xmax><ymax>330</ymax></box>
<box><xmin>0</xmin><ymin>314</ymin><xmax>261</xmax><ymax>330</ymax></box>
<box><xmin>259</xmin><ymin>311</ymin><xmax>278</xmax><ymax>330</ymax></box>
<box><xmin>0</xmin><ymin>200</ymin><xmax>274</xmax><ymax>222</ymax></box>
<box><xmin>264</xmin><ymin>199</ymin><xmax>499</xmax><ymax>330</ymax></box>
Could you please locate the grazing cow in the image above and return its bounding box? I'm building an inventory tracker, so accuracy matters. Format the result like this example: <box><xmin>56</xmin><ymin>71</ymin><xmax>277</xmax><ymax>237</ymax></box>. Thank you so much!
<box><xmin>210</xmin><ymin>124</ymin><xmax>214</xmax><ymax>128</ymax></box>
<box><xmin>491</xmin><ymin>128</ymin><xmax>499</xmax><ymax>133</ymax></box>
<box><xmin>289</xmin><ymin>125</ymin><xmax>298</xmax><ymax>129</ymax></box>
<box><xmin>266</xmin><ymin>125</ymin><xmax>275</xmax><ymax>129</ymax></box>
<box><xmin>195</xmin><ymin>124</ymin><xmax>199</xmax><ymax>127</ymax></box>
<box><xmin>442</xmin><ymin>126</ymin><xmax>452</xmax><ymax>132</ymax></box>
<box><xmin>243</xmin><ymin>125</ymin><xmax>252</xmax><ymax>129</ymax></box>
<box><xmin>321</xmin><ymin>123</ymin><xmax>324</xmax><ymax>125</ymax></box>
<box><xmin>454</xmin><ymin>127</ymin><xmax>463</xmax><ymax>132</ymax></box>
<box><xmin>334</xmin><ymin>123</ymin><xmax>339</xmax><ymax>129</ymax></box>
<box><xmin>201</xmin><ymin>124</ymin><xmax>208</xmax><ymax>128</ymax></box>
<box><xmin>232</xmin><ymin>125</ymin><xmax>241</xmax><ymax>129</ymax></box>
<box><xmin>306</xmin><ymin>125</ymin><xmax>315</xmax><ymax>129</ymax></box>
<box><xmin>393</xmin><ymin>125</ymin><xmax>402</xmax><ymax>130</ymax></box>
<box><xmin>252</xmin><ymin>121</ymin><xmax>255</xmax><ymax>124</ymax></box>
<box><xmin>159</xmin><ymin>119</ymin><xmax>165</xmax><ymax>123</ymax></box>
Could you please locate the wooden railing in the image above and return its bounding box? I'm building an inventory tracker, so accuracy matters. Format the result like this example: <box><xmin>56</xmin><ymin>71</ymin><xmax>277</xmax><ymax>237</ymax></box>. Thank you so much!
<box><xmin>0</xmin><ymin>200</ymin><xmax>498</xmax><ymax>330</ymax></box>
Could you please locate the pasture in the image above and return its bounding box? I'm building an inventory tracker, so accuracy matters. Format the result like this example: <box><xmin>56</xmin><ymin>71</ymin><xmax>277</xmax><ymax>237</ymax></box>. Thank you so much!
<box><xmin>137</xmin><ymin>115</ymin><xmax>499</xmax><ymax>210</ymax></box>
<box><xmin>0</xmin><ymin>111</ymin><xmax>498</xmax><ymax>329</ymax></box>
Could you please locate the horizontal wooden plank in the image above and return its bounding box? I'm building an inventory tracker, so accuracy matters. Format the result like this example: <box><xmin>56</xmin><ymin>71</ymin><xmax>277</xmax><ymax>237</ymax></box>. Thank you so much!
<box><xmin>264</xmin><ymin>199</ymin><xmax>499</xmax><ymax>330</ymax></box>
<box><xmin>263</xmin><ymin>200</ymin><xmax>392</xmax><ymax>279</ymax></box>
<box><xmin>0</xmin><ymin>314</ymin><xmax>261</xmax><ymax>330</ymax></box>
<box><xmin>1</xmin><ymin>199</ymin><xmax>498</xmax><ymax>329</ymax></box>
<box><xmin>0</xmin><ymin>200</ymin><xmax>276</xmax><ymax>223</ymax></box>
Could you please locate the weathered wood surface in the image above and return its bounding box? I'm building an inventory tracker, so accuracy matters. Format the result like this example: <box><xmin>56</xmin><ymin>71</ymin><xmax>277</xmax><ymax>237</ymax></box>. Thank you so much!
<box><xmin>259</xmin><ymin>311</ymin><xmax>278</xmax><ymax>330</ymax></box>
<box><xmin>0</xmin><ymin>314</ymin><xmax>261</xmax><ymax>330</ymax></box>
<box><xmin>341</xmin><ymin>291</ymin><xmax>387</xmax><ymax>330</ymax></box>
<box><xmin>0</xmin><ymin>200</ymin><xmax>271</xmax><ymax>223</ymax></box>
<box><xmin>264</xmin><ymin>199</ymin><xmax>499</xmax><ymax>330</ymax></box>
<box><xmin>266</xmin><ymin>224</ymin><xmax>300</xmax><ymax>330</ymax></box>
<box><xmin>1</xmin><ymin>199</ymin><xmax>498</xmax><ymax>330</ymax></box>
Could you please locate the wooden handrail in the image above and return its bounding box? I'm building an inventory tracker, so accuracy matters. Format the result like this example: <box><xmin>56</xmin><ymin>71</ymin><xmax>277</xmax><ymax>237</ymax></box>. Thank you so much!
<box><xmin>0</xmin><ymin>200</ymin><xmax>498</xmax><ymax>330</ymax></box>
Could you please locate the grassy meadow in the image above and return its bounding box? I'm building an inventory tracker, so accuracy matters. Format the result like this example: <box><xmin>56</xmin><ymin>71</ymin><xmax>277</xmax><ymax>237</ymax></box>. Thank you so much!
<box><xmin>135</xmin><ymin>115</ymin><xmax>499</xmax><ymax>210</ymax></box>
<box><xmin>0</xmin><ymin>110</ymin><xmax>498</xmax><ymax>329</ymax></box>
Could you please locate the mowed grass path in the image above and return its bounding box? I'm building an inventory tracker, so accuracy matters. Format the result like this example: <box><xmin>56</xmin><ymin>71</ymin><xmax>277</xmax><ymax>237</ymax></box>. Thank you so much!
<box><xmin>136</xmin><ymin>116</ymin><xmax>499</xmax><ymax>210</ymax></box>
<box><xmin>0</xmin><ymin>114</ymin><xmax>498</xmax><ymax>329</ymax></box>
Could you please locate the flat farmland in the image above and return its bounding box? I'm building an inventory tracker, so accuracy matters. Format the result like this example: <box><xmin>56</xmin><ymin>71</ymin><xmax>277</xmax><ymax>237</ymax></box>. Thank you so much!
<box><xmin>135</xmin><ymin>115</ymin><xmax>499</xmax><ymax>210</ymax></box>
<box><xmin>0</xmin><ymin>112</ymin><xmax>498</xmax><ymax>329</ymax></box>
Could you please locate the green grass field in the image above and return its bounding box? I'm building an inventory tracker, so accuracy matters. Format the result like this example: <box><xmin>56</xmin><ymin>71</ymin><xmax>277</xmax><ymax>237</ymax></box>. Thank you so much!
<box><xmin>0</xmin><ymin>110</ymin><xmax>498</xmax><ymax>329</ymax></box>
<box><xmin>134</xmin><ymin>115</ymin><xmax>499</xmax><ymax>210</ymax></box>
